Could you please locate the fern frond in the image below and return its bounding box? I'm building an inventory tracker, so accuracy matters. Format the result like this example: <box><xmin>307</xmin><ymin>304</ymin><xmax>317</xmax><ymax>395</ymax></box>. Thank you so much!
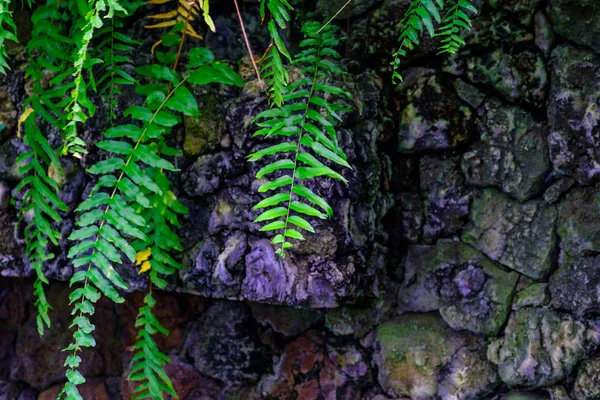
<box><xmin>59</xmin><ymin>53</ymin><xmax>242</xmax><ymax>400</ymax></box>
<box><xmin>0</xmin><ymin>0</ymin><xmax>18</xmax><ymax>74</ymax></box>
<box><xmin>250</xmin><ymin>21</ymin><xmax>352</xmax><ymax>258</ymax></box>
<box><xmin>390</xmin><ymin>0</ymin><xmax>444</xmax><ymax>83</ymax></box>
<box><xmin>145</xmin><ymin>0</ymin><xmax>215</xmax><ymax>51</ymax></box>
<box><xmin>128</xmin><ymin>293</ymin><xmax>177</xmax><ymax>400</ymax></box>
<box><xmin>13</xmin><ymin>112</ymin><xmax>68</xmax><ymax>335</ymax></box>
<box><xmin>24</xmin><ymin>0</ymin><xmax>73</xmax><ymax>130</ymax></box>
<box><xmin>60</xmin><ymin>0</ymin><xmax>125</xmax><ymax>158</ymax></box>
<box><xmin>435</xmin><ymin>0</ymin><xmax>476</xmax><ymax>54</ymax></box>
<box><xmin>96</xmin><ymin>3</ymin><xmax>142</xmax><ymax>123</ymax></box>
<box><xmin>127</xmin><ymin>172</ymin><xmax>186</xmax><ymax>399</ymax></box>
<box><xmin>259</xmin><ymin>0</ymin><xmax>293</xmax><ymax>106</ymax></box>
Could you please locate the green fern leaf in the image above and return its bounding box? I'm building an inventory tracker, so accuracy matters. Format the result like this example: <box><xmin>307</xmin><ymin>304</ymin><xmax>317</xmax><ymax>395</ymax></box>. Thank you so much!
<box><xmin>249</xmin><ymin>21</ymin><xmax>352</xmax><ymax>258</ymax></box>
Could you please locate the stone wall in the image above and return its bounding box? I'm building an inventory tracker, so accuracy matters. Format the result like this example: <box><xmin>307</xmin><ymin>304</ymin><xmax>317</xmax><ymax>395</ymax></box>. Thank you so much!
<box><xmin>1</xmin><ymin>0</ymin><xmax>600</xmax><ymax>398</ymax></box>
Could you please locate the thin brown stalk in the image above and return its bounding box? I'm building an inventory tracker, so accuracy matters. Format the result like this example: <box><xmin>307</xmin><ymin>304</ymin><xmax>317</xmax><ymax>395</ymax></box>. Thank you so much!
<box><xmin>317</xmin><ymin>0</ymin><xmax>353</xmax><ymax>34</ymax></box>
<box><xmin>233</xmin><ymin>0</ymin><xmax>262</xmax><ymax>84</ymax></box>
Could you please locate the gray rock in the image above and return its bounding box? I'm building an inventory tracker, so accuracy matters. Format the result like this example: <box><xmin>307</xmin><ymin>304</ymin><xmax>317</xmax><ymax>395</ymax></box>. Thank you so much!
<box><xmin>466</xmin><ymin>49</ymin><xmax>548</xmax><ymax>108</ymax></box>
<box><xmin>396</xmin><ymin>68</ymin><xmax>473</xmax><ymax>153</ymax></box>
<box><xmin>182</xmin><ymin>301</ymin><xmax>271</xmax><ymax>386</ymax></box>
<box><xmin>515</xmin><ymin>283</ymin><xmax>549</xmax><ymax>308</ymax></box>
<box><xmin>548</xmin><ymin>46</ymin><xmax>600</xmax><ymax>185</ymax></box>
<box><xmin>399</xmin><ymin>240</ymin><xmax>518</xmax><ymax>335</ymax></box>
<box><xmin>543</xmin><ymin>178</ymin><xmax>576</xmax><ymax>204</ymax></box>
<box><xmin>373</xmin><ymin>313</ymin><xmax>494</xmax><ymax>399</ymax></box>
<box><xmin>557</xmin><ymin>186</ymin><xmax>600</xmax><ymax>257</ymax></box>
<box><xmin>420</xmin><ymin>154</ymin><xmax>471</xmax><ymax>242</ymax></box>
<box><xmin>462</xmin><ymin>189</ymin><xmax>557</xmax><ymax>280</ymax></box>
<box><xmin>489</xmin><ymin>308</ymin><xmax>600</xmax><ymax>388</ymax></box>
<box><xmin>548</xmin><ymin>0</ymin><xmax>600</xmax><ymax>54</ymax></box>
<box><xmin>462</xmin><ymin>100</ymin><xmax>550</xmax><ymax>202</ymax></box>
<box><xmin>574</xmin><ymin>353</ymin><xmax>600</xmax><ymax>400</ymax></box>
<box><xmin>454</xmin><ymin>79</ymin><xmax>486</xmax><ymax>109</ymax></box>
<box><xmin>489</xmin><ymin>0</ymin><xmax>544</xmax><ymax>25</ymax></box>
<box><xmin>501</xmin><ymin>393</ymin><xmax>549</xmax><ymax>400</ymax></box>
<box><xmin>437</xmin><ymin>347</ymin><xmax>500</xmax><ymax>400</ymax></box>
<box><xmin>549</xmin><ymin>255</ymin><xmax>600</xmax><ymax>315</ymax></box>
<box><xmin>534</xmin><ymin>12</ymin><xmax>554</xmax><ymax>57</ymax></box>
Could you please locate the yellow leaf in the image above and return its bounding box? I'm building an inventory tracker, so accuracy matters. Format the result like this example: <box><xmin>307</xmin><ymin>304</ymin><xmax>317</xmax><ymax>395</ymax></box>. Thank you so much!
<box><xmin>17</xmin><ymin>108</ymin><xmax>34</xmax><ymax>138</ymax></box>
<box><xmin>151</xmin><ymin>40</ymin><xmax>163</xmax><ymax>54</ymax></box>
<box><xmin>135</xmin><ymin>247</ymin><xmax>152</xmax><ymax>266</ymax></box>
<box><xmin>138</xmin><ymin>261</ymin><xmax>152</xmax><ymax>275</ymax></box>
<box><xmin>148</xmin><ymin>10</ymin><xmax>179</xmax><ymax>19</ymax></box>
<box><xmin>204</xmin><ymin>13</ymin><xmax>215</xmax><ymax>32</ymax></box>
<box><xmin>148</xmin><ymin>0</ymin><xmax>171</xmax><ymax>3</ymax></box>
<box><xmin>145</xmin><ymin>20</ymin><xmax>178</xmax><ymax>29</ymax></box>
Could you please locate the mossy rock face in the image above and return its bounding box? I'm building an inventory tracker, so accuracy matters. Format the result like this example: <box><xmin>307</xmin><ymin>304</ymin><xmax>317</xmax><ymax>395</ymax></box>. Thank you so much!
<box><xmin>462</xmin><ymin>188</ymin><xmax>557</xmax><ymax>280</ymax></box>
<box><xmin>548</xmin><ymin>46</ymin><xmax>600</xmax><ymax>185</ymax></box>
<box><xmin>491</xmin><ymin>308</ymin><xmax>600</xmax><ymax>388</ymax></box>
<box><xmin>373</xmin><ymin>313</ymin><xmax>494</xmax><ymax>399</ymax></box>
<box><xmin>183</xmin><ymin>95</ymin><xmax>224</xmax><ymax>157</ymax></box>
<box><xmin>574</xmin><ymin>354</ymin><xmax>600</xmax><ymax>400</ymax></box>
<box><xmin>557</xmin><ymin>186</ymin><xmax>600</xmax><ymax>257</ymax></box>
<box><xmin>399</xmin><ymin>240</ymin><xmax>518</xmax><ymax>336</ymax></box>
<box><xmin>548</xmin><ymin>0</ymin><xmax>600</xmax><ymax>54</ymax></box>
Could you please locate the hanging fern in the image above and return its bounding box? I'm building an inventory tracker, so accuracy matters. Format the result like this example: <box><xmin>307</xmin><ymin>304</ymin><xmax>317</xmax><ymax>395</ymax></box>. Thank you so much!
<box><xmin>24</xmin><ymin>0</ymin><xmax>73</xmax><ymax>130</ymax></box>
<box><xmin>390</xmin><ymin>0</ymin><xmax>444</xmax><ymax>83</ymax></box>
<box><xmin>59</xmin><ymin>55</ymin><xmax>243</xmax><ymax>399</ymax></box>
<box><xmin>259</xmin><ymin>0</ymin><xmax>293</xmax><ymax>106</ymax></box>
<box><xmin>249</xmin><ymin>21</ymin><xmax>352</xmax><ymax>258</ymax></box>
<box><xmin>13</xmin><ymin>111</ymin><xmax>68</xmax><ymax>335</ymax></box>
<box><xmin>0</xmin><ymin>0</ymin><xmax>18</xmax><ymax>74</ymax></box>
<box><xmin>60</xmin><ymin>0</ymin><xmax>126</xmax><ymax>158</ymax></box>
<box><xmin>128</xmin><ymin>170</ymin><xmax>187</xmax><ymax>399</ymax></box>
<box><xmin>436</xmin><ymin>0</ymin><xmax>477</xmax><ymax>54</ymax></box>
<box><xmin>390</xmin><ymin>0</ymin><xmax>477</xmax><ymax>82</ymax></box>
<box><xmin>96</xmin><ymin>2</ymin><xmax>142</xmax><ymax>123</ymax></box>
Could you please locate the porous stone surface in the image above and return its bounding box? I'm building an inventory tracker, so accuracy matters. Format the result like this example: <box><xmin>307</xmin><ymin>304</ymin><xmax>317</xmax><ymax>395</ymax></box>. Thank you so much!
<box><xmin>1</xmin><ymin>0</ymin><xmax>600</xmax><ymax>398</ymax></box>
<box><xmin>462</xmin><ymin>99</ymin><xmax>550</xmax><ymax>202</ymax></box>
<box><xmin>462</xmin><ymin>189</ymin><xmax>557</xmax><ymax>280</ymax></box>
<box><xmin>399</xmin><ymin>240</ymin><xmax>518</xmax><ymax>335</ymax></box>
<box><xmin>489</xmin><ymin>308</ymin><xmax>600</xmax><ymax>388</ymax></box>
<box><xmin>373</xmin><ymin>313</ymin><xmax>495</xmax><ymax>399</ymax></box>
<box><xmin>548</xmin><ymin>46</ymin><xmax>600</xmax><ymax>185</ymax></box>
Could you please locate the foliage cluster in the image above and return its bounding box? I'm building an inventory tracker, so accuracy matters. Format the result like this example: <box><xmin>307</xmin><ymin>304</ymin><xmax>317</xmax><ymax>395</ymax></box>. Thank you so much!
<box><xmin>0</xmin><ymin>0</ymin><xmax>476</xmax><ymax>398</ymax></box>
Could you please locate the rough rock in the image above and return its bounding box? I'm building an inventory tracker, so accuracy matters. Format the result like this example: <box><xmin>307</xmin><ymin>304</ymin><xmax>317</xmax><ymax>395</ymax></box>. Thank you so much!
<box><xmin>399</xmin><ymin>240</ymin><xmax>518</xmax><ymax>335</ymax></box>
<box><xmin>396</xmin><ymin>68</ymin><xmax>473</xmax><ymax>153</ymax></box>
<box><xmin>489</xmin><ymin>0</ymin><xmax>544</xmax><ymax>25</ymax></box>
<box><xmin>489</xmin><ymin>308</ymin><xmax>600</xmax><ymax>388</ymax></box>
<box><xmin>122</xmin><ymin>357</ymin><xmax>221</xmax><ymax>400</ymax></box>
<box><xmin>548</xmin><ymin>0</ymin><xmax>600</xmax><ymax>53</ymax></box>
<box><xmin>250</xmin><ymin>303</ymin><xmax>323</xmax><ymax>336</ymax></box>
<box><xmin>543</xmin><ymin>177</ymin><xmax>575</xmax><ymax>204</ymax></box>
<box><xmin>462</xmin><ymin>189</ymin><xmax>557</xmax><ymax>280</ymax></box>
<box><xmin>548</xmin><ymin>46</ymin><xmax>600</xmax><ymax>185</ymax></box>
<box><xmin>462</xmin><ymin>100</ymin><xmax>550</xmax><ymax>202</ymax></box>
<box><xmin>574</xmin><ymin>353</ymin><xmax>600</xmax><ymax>400</ymax></box>
<box><xmin>181</xmin><ymin>301</ymin><xmax>271</xmax><ymax>386</ymax></box>
<box><xmin>183</xmin><ymin>94</ymin><xmax>224</xmax><ymax>157</ymax></box>
<box><xmin>534</xmin><ymin>12</ymin><xmax>554</xmax><ymax>57</ymax></box>
<box><xmin>420</xmin><ymin>154</ymin><xmax>471</xmax><ymax>242</ymax></box>
<box><xmin>557</xmin><ymin>186</ymin><xmax>600</xmax><ymax>257</ymax></box>
<box><xmin>437</xmin><ymin>347</ymin><xmax>500</xmax><ymax>400</ymax></box>
<box><xmin>515</xmin><ymin>283</ymin><xmax>549</xmax><ymax>308</ymax></box>
<box><xmin>549</xmin><ymin>255</ymin><xmax>600</xmax><ymax>315</ymax></box>
<box><xmin>501</xmin><ymin>393</ymin><xmax>549</xmax><ymax>400</ymax></box>
<box><xmin>10</xmin><ymin>285</ymin><xmax>121</xmax><ymax>390</ymax></box>
<box><xmin>258</xmin><ymin>330</ymin><xmax>370</xmax><ymax>399</ymax></box>
<box><xmin>373</xmin><ymin>313</ymin><xmax>493</xmax><ymax>399</ymax></box>
<box><xmin>466</xmin><ymin>49</ymin><xmax>548</xmax><ymax>108</ymax></box>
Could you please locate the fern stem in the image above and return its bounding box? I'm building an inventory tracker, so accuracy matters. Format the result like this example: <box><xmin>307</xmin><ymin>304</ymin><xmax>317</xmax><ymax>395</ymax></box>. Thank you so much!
<box><xmin>278</xmin><ymin>32</ymin><xmax>324</xmax><ymax>256</ymax></box>
<box><xmin>63</xmin><ymin>77</ymin><xmax>190</xmax><ymax>395</ymax></box>
<box><xmin>234</xmin><ymin>0</ymin><xmax>262</xmax><ymax>84</ymax></box>
<box><xmin>317</xmin><ymin>0</ymin><xmax>352</xmax><ymax>34</ymax></box>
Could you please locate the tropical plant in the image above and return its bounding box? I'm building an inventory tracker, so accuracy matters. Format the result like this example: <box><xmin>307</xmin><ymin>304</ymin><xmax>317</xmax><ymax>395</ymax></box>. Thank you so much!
<box><xmin>0</xmin><ymin>0</ymin><xmax>478</xmax><ymax>397</ymax></box>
